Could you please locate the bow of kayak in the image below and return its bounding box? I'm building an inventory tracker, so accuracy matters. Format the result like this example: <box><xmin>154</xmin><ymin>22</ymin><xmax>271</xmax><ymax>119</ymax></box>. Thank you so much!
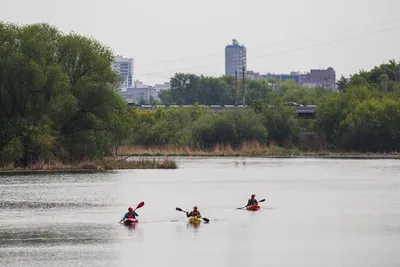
<box><xmin>246</xmin><ymin>205</ymin><xmax>260</xmax><ymax>211</ymax></box>
<box><xmin>188</xmin><ymin>217</ymin><xmax>202</xmax><ymax>224</ymax></box>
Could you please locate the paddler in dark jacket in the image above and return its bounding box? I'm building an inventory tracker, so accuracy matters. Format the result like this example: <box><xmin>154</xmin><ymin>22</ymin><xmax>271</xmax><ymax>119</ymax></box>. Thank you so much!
<box><xmin>186</xmin><ymin>206</ymin><xmax>201</xmax><ymax>218</ymax></box>
<box><xmin>119</xmin><ymin>207</ymin><xmax>139</xmax><ymax>223</ymax></box>
<box><xmin>247</xmin><ymin>194</ymin><xmax>258</xmax><ymax>206</ymax></box>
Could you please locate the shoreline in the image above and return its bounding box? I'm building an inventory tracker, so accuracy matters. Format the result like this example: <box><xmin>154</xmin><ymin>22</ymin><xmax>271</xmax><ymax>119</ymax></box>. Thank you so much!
<box><xmin>120</xmin><ymin>153</ymin><xmax>400</xmax><ymax>160</ymax></box>
<box><xmin>0</xmin><ymin>158</ymin><xmax>178</xmax><ymax>175</ymax></box>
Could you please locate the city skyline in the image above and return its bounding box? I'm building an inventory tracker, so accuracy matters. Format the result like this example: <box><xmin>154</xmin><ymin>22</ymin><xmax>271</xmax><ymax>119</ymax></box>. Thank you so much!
<box><xmin>2</xmin><ymin>0</ymin><xmax>400</xmax><ymax>85</ymax></box>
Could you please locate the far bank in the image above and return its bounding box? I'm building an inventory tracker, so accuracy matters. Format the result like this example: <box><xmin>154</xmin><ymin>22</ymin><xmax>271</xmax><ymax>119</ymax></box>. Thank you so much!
<box><xmin>118</xmin><ymin>146</ymin><xmax>400</xmax><ymax>160</ymax></box>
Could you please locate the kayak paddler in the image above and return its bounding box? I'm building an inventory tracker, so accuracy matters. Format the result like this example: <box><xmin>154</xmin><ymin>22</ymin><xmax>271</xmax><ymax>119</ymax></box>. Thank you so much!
<box><xmin>186</xmin><ymin>206</ymin><xmax>201</xmax><ymax>218</ymax></box>
<box><xmin>119</xmin><ymin>207</ymin><xmax>139</xmax><ymax>223</ymax></box>
<box><xmin>246</xmin><ymin>194</ymin><xmax>258</xmax><ymax>207</ymax></box>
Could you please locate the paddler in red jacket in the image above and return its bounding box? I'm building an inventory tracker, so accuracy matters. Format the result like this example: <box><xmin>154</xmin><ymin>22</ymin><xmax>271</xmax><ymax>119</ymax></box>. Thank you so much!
<box><xmin>119</xmin><ymin>207</ymin><xmax>139</xmax><ymax>223</ymax></box>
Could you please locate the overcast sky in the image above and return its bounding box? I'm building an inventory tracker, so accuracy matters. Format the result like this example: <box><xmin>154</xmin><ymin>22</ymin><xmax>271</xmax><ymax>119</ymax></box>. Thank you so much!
<box><xmin>1</xmin><ymin>0</ymin><xmax>400</xmax><ymax>85</ymax></box>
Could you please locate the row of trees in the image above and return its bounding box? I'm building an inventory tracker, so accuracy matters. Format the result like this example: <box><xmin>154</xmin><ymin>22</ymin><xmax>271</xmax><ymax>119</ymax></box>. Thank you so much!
<box><xmin>159</xmin><ymin>73</ymin><xmax>332</xmax><ymax>106</ymax></box>
<box><xmin>0</xmin><ymin>22</ymin><xmax>132</xmax><ymax>167</ymax></box>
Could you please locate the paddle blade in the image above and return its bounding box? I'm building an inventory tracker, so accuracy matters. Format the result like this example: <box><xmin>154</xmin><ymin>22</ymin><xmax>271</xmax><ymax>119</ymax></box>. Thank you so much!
<box><xmin>258</xmin><ymin>199</ymin><xmax>265</xmax><ymax>203</ymax></box>
<box><xmin>135</xmin><ymin>201</ymin><xmax>145</xmax><ymax>210</ymax></box>
<box><xmin>176</xmin><ymin>207</ymin><xmax>183</xmax><ymax>212</ymax></box>
<box><xmin>202</xmin><ymin>218</ymin><xmax>210</xmax><ymax>223</ymax></box>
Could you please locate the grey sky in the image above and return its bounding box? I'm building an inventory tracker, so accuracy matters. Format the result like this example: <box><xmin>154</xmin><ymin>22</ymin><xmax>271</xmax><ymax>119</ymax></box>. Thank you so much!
<box><xmin>1</xmin><ymin>0</ymin><xmax>400</xmax><ymax>85</ymax></box>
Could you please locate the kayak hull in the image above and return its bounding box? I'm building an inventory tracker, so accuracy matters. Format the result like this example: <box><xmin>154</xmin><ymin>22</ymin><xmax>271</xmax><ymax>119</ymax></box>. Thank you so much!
<box><xmin>188</xmin><ymin>217</ymin><xmax>202</xmax><ymax>224</ymax></box>
<box><xmin>123</xmin><ymin>218</ymin><xmax>139</xmax><ymax>225</ymax></box>
<box><xmin>246</xmin><ymin>205</ymin><xmax>260</xmax><ymax>211</ymax></box>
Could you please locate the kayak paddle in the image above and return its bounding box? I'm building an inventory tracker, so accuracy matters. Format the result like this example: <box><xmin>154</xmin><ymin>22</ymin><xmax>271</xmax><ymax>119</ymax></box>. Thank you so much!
<box><xmin>119</xmin><ymin>201</ymin><xmax>145</xmax><ymax>223</ymax></box>
<box><xmin>176</xmin><ymin>207</ymin><xmax>210</xmax><ymax>223</ymax></box>
<box><xmin>236</xmin><ymin>199</ymin><xmax>265</xmax><ymax>210</ymax></box>
<box><xmin>134</xmin><ymin>201</ymin><xmax>145</xmax><ymax>211</ymax></box>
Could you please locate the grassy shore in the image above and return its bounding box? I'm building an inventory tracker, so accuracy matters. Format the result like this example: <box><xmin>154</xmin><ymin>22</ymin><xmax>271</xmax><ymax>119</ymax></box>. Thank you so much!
<box><xmin>0</xmin><ymin>158</ymin><xmax>177</xmax><ymax>174</ymax></box>
<box><xmin>118</xmin><ymin>144</ymin><xmax>400</xmax><ymax>159</ymax></box>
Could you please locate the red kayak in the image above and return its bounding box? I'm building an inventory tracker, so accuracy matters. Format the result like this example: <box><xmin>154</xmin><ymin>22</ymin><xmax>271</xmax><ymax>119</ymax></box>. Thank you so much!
<box><xmin>246</xmin><ymin>205</ymin><xmax>260</xmax><ymax>211</ymax></box>
<box><xmin>123</xmin><ymin>218</ymin><xmax>138</xmax><ymax>225</ymax></box>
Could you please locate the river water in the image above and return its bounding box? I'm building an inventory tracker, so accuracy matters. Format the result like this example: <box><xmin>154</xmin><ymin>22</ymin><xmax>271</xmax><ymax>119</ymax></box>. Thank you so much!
<box><xmin>1</xmin><ymin>158</ymin><xmax>400</xmax><ymax>267</ymax></box>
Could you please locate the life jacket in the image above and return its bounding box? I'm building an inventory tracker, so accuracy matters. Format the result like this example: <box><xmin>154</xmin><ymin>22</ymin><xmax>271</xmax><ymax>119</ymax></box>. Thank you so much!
<box><xmin>127</xmin><ymin>212</ymin><xmax>136</xmax><ymax>218</ymax></box>
<box><xmin>248</xmin><ymin>198</ymin><xmax>257</xmax><ymax>205</ymax></box>
<box><xmin>191</xmin><ymin>210</ymin><xmax>200</xmax><ymax>216</ymax></box>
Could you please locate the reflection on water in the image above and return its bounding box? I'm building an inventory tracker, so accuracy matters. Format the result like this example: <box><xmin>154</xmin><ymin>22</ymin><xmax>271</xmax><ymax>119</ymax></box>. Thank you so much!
<box><xmin>1</xmin><ymin>158</ymin><xmax>400</xmax><ymax>267</ymax></box>
<box><xmin>0</xmin><ymin>223</ymin><xmax>115</xmax><ymax>247</ymax></box>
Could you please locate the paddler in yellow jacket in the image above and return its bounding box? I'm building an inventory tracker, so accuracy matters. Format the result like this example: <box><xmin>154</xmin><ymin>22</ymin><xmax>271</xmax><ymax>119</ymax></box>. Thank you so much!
<box><xmin>186</xmin><ymin>206</ymin><xmax>201</xmax><ymax>218</ymax></box>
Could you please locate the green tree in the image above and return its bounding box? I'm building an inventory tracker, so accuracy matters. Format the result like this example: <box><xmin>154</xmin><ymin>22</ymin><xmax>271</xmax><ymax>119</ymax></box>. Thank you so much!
<box><xmin>0</xmin><ymin>22</ymin><xmax>131</xmax><ymax>166</ymax></box>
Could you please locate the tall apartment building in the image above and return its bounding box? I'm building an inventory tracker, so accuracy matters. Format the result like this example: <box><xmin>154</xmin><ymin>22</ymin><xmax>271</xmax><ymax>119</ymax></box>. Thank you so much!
<box><xmin>112</xmin><ymin>55</ymin><xmax>134</xmax><ymax>90</ymax></box>
<box><xmin>225</xmin><ymin>39</ymin><xmax>247</xmax><ymax>77</ymax></box>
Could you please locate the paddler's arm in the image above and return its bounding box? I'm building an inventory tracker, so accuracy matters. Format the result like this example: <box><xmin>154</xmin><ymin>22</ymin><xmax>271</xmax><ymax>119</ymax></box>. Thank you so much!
<box><xmin>186</xmin><ymin>212</ymin><xmax>191</xmax><ymax>217</ymax></box>
<box><xmin>134</xmin><ymin>211</ymin><xmax>139</xmax><ymax>217</ymax></box>
<box><xmin>119</xmin><ymin>213</ymin><xmax>128</xmax><ymax>222</ymax></box>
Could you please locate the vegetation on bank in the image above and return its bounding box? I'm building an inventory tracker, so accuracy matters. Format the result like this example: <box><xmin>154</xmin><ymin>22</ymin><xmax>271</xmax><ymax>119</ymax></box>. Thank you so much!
<box><xmin>0</xmin><ymin>158</ymin><xmax>177</xmax><ymax>172</ymax></box>
<box><xmin>124</xmin><ymin>84</ymin><xmax>400</xmax><ymax>153</ymax></box>
<box><xmin>1</xmin><ymin>22</ymin><xmax>399</xmax><ymax>170</ymax></box>
<box><xmin>118</xmin><ymin>145</ymin><xmax>400</xmax><ymax>159</ymax></box>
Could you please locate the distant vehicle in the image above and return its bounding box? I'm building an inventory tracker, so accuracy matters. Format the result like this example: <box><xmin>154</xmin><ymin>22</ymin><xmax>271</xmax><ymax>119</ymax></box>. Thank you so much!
<box><xmin>127</xmin><ymin>102</ymin><xmax>141</xmax><ymax>107</ymax></box>
<box><xmin>284</xmin><ymin>102</ymin><xmax>304</xmax><ymax>107</ymax></box>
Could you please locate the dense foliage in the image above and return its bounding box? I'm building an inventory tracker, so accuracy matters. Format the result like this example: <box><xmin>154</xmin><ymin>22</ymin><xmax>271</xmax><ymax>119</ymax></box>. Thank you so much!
<box><xmin>0</xmin><ymin>22</ymin><xmax>131</xmax><ymax>167</ymax></box>
<box><xmin>125</xmin><ymin>103</ymin><xmax>301</xmax><ymax>149</ymax></box>
<box><xmin>316</xmin><ymin>85</ymin><xmax>400</xmax><ymax>152</ymax></box>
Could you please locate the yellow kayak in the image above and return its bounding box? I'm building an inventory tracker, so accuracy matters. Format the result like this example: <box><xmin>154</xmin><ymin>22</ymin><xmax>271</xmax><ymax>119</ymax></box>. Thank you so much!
<box><xmin>188</xmin><ymin>217</ymin><xmax>202</xmax><ymax>224</ymax></box>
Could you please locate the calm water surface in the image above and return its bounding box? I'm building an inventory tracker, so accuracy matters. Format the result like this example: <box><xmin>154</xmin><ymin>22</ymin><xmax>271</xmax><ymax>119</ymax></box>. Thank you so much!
<box><xmin>1</xmin><ymin>158</ymin><xmax>400</xmax><ymax>267</ymax></box>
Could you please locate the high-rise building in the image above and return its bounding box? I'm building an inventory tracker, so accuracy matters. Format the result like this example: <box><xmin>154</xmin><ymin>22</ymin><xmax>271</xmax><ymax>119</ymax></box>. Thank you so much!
<box><xmin>225</xmin><ymin>39</ymin><xmax>247</xmax><ymax>77</ymax></box>
<box><xmin>112</xmin><ymin>55</ymin><xmax>134</xmax><ymax>90</ymax></box>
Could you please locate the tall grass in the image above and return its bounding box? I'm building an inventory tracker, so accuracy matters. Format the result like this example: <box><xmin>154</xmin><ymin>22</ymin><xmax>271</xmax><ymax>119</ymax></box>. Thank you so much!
<box><xmin>0</xmin><ymin>158</ymin><xmax>178</xmax><ymax>171</ymax></box>
<box><xmin>118</xmin><ymin>141</ymin><xmax>400</xmax><ymax>157</ymax></box>
<box><xmin>118</xmin><ymin>141</ymin><xmax>302</xmax><ymax>157</ymax></box>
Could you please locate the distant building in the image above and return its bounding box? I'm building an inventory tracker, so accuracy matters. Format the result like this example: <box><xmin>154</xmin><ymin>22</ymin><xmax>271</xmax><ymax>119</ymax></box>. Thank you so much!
<box><xmin>246</xmin><ymin>67</ymin><xmax>336</xmax><ymax>90</ymax></box>
<box><xmin>120</xmin><ymin>80</ymin><xmax>158</xmax><ymax>103</ymax></box>
<box><xmin>120</xmin><ymin>87</ymin><xmax>158</xmax><ymax>103</ymax></box>
<box><xmin>246</xmin><ymin>71</ymin><xmax>261</xmax><ymax>80</ymax></box>
<box><xmin>262</xmin><ymin>72</ymin><xmax>301</xmax><ymax>84</ymax></box>
<box><xmin>225</xmin><ymin>39</ymin><xmax>247</xmax><ymax>77</ymax></box>
<box><xmin>247</xmin><ymin>70</ymin><xmax>301</xmax><ymax>83</ymax></box>
<box><xmin>154</xmin><ymin>82</ymin><xmax>171</xmax><ymax>91</ymax></box>
<box><xmin>112</xmin><ymin>55</ymin><xmax>134</xmax><ymax>90</ymax></box>
<box><xmin>301</xmin><ymin>67</ymin><xmax>336</xmax><ymax>90</ymax></box>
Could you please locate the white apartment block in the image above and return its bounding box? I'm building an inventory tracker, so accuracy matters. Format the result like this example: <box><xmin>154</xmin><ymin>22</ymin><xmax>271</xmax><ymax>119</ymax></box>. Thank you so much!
<box><xmin>112</xmin><ymin>55</ymin><xmax>134</xmax><ymax>90</ymax></box>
